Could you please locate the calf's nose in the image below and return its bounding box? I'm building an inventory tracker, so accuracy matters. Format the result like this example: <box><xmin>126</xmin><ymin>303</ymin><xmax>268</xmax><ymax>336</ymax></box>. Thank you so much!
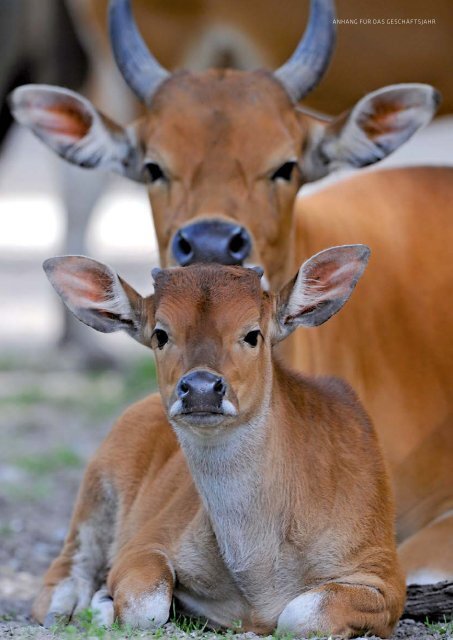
<box><xmin>172</xmin><ymin>220</ymin><xmax>251</xmax><ymax>266</ymax></box>
<box><xmin>177</xmin><ymin>370</ymin><xmax>226</xmax><ymax>411</ymax></box>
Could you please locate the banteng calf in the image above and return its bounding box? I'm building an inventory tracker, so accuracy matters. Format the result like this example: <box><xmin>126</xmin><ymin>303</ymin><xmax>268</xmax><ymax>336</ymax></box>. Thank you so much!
<box><xmin>38</xmin><ymin>246</ymin><xmax>405</xmax><ymax>637</ymax></box>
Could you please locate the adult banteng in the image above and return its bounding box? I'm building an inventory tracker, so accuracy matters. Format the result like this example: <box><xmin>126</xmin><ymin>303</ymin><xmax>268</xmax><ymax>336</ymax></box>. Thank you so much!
<box><xmin>9</xmin><ymin>0</ymin><xmax>453</xmax><ymax>582</ymax></box>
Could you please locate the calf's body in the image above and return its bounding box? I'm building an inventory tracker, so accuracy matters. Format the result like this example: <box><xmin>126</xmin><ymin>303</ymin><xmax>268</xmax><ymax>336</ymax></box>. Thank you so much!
<box><xmin>37</xmin><ymin>254</ymin><xmax>405</xmax><ymax>637</ymax></box>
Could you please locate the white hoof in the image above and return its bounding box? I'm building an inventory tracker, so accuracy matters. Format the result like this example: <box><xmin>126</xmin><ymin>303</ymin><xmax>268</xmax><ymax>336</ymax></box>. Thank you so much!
<box><xmin>44</xmin><ymin>576</ymin><xmax>93</xmax><ymax>628</ymax></box>
<box><xmin>120</xmin><ymin>583</ymin><xmax>171</xmax><ymax>629</ymax></box>
<box><xmin>277</xmin><ymin>590</ymin><xmax>324</xmax><ymax>635</ymax></box>
<box><xmin>91</xmin><ymin>586</ymin><xmax>114</xmax><ymax>626</ymax></box>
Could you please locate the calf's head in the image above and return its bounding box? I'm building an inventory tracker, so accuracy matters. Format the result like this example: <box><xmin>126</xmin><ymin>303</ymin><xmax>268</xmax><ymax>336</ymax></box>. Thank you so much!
<box><xmin>11</xmin><ymin>0</ymin><xmax>437</xmax><ymax>286</ymax></box>
<box><xmin>44</xmin><ymin>244</ymin><xmax>369</xmax><ymax>436</ymax></box>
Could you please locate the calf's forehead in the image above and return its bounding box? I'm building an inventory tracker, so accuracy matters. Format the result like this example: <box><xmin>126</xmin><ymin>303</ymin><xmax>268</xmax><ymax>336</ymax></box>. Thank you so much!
<box><xmin>153</xmin><ymin>266</ymin><xmax>267</xmax><ymax>333</ymax></box>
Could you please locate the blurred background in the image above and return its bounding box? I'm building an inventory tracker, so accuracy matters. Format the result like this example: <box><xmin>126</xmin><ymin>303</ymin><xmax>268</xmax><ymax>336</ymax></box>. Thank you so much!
<box><xmin>0</xmin><ymin>0</ymin><xmax>452</xmax><ymax>633</ymax></box>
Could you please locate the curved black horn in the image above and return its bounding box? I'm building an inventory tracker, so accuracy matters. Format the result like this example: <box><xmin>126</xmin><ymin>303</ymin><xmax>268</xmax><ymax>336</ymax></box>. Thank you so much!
<box><xmin>274</xmin><ymin>0</ymin><xmax>336</xmax><ymax>103</ymax></box>
<box><xmin>109</xmin><ymin>0</ymin><xmax>170</xmax><ymax>103</ymax></box>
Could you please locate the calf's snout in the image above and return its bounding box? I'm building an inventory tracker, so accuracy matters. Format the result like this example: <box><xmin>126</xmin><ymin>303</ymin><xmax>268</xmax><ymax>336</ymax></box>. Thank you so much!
<box><xmin>177</xmin><ymin>370</ymin><xmax>226</xmax><ymax>412</ymax></box>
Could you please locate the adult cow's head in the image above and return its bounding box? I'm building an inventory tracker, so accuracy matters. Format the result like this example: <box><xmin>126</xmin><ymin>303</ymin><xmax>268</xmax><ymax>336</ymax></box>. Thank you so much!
<box><xmin>9</xmin><ymin>0</ymin><xmax>439</xmax><ymax>287</ymax></box>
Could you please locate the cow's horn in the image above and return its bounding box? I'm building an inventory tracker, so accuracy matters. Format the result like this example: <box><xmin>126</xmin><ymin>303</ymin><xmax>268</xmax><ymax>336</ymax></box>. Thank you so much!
<box><xmin>274</xmin><ymin>0</ymin><xmax>336</xmax><ymax>103</ymax></box>
<box><xmin>109</xmin><ymin>0</ymin><xmax>170</xmax><ymax>104</ymax></box>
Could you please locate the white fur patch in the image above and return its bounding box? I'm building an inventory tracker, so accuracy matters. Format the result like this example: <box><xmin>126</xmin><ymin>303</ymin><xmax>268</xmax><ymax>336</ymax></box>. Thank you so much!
<box><xmin>120</xmin><ymin>583</ymin><xmax>171</xmax><ymax>629</ymax></box>
<box><xmin>91</xmin><ymin>586</ymin><xmax>114</xmax><ymax>626</ymax></box>
<box><xmin>277</xmin><ymin>591</ymin><xmax>324</xmax><ymax>635</ymax></box>
<box><xmin>47</xmin><ymin>577</ymin><xmax>79</xmax><ymax>617</ymax></box>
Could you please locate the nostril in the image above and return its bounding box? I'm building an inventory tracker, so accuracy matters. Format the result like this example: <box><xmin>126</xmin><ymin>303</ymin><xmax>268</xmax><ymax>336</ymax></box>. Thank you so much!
<box><xmin>228</xmin><ymin>227</ymin><xmax>251</xmax><ymax>261</ymax></box>
<box><xmin>179</xmin><ymin>380</ymin><xmax>190</xmax><ymax>396</ymax></box>
<box><xmin>177</xmin><ymin>232</ymin><xmax>193</xmax><ymax>257</ymax></box>
<box><xmin>172</xmin><ymin>230</ymin><xmax>194</xmax><ymax>266</ymax></box>
<box><xmin>213</xmin><ymin>378</ymin><xmax>226</xmax><ymax>396</ymax></box>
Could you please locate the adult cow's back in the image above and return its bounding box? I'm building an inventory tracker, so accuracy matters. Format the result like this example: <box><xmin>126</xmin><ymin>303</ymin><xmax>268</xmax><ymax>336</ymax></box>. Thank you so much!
<box><xmin>9</xmin><ymin>0</ymin><xmax>453</xmax><ymax>582</ymax></box>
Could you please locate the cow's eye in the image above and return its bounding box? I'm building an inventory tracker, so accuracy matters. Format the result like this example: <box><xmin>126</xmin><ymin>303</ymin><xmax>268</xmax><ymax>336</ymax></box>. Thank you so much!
<box><xmin>243</xmin><ymin>330</ymin><xmax>261</xmax><ymax>347</ymax></box>
<box><xmin>152</xmin><ymin>328</ymin><xmax>169</xmax><ymax>349</ymax></box>
<box><xmin>270</xmin><ymin>161</ymin><xmax>297</xmax><ymax>182</ymax></box>
<box><xmin>145</xmin><ymin>161</ymin><xmax>166</xmax><ymax>183</ymax></box>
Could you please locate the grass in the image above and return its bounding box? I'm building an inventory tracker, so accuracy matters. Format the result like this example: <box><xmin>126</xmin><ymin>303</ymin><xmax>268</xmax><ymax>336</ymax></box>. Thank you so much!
<box><xmin>425</xmin><ymin>615</ymin><xmax>453</xmax><ymax>636</ymax></box>
<box><xmin>15</xmin><ymin>447</ymin><xmax>83</xmax><ymax>475</ymax></box>
<box><xmin>0</xmin><ymin>613</ymin><xmax>15</xmax><ymax>621</ymax></box>
<box><xmin>1</xmin><ymin>478</ymin><xmax>51</xmax><ymax>502</ymax></box>
<box><xmin>0</xmin><ymin>386</ymin><xmax>50</xmax><ymax>407</ymax></box>
<box><xmin>170</xmin><ymin>601</ymin><xmax>209</xmax><ymax>634</ymax></box>
<box><xmin>0</xmin><ymin>356</ymin><xmax>157</xmax><ymax>420</ymax></box>
<box><xmin>0</xmin><ymin>523</ymin><xmax>13</xmax><ymax>537</ymax></box>
<box><xmin>50</xmin><ymin>608</ymin><xmax>141</xmax><ymax>639</ymax></box>
<box><xmin>48</xmin><ymin>607</ymin><xmax>271</xmax><ymax>640</ymax></box>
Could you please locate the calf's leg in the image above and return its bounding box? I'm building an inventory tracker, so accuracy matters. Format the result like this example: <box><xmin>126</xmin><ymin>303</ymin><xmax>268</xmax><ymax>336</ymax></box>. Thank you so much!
<box><xmin>108</xmin><ymin>544</ymin><xmax>175</xmax><ymax>629</ymax></box>
<box><xmin>277</xmin><ymin>576</ymin><xmax>405</xmax><ymax>639</ymax></box>
<box><xmin>33</xmin><ymin>464</ymin><xmax>117</xmax><ymax>627</ymax></box>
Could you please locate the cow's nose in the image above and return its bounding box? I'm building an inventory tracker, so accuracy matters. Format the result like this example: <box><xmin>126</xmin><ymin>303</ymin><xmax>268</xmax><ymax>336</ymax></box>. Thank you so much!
<box><xmin>172</xmin><ymin>220</ymin><xmax>252</xmax><ymax>266</ymax></box>
<box><xmin>177</xmin><ymin>370</ymin><xmax>226</xmax><ymax>411</ymax></box>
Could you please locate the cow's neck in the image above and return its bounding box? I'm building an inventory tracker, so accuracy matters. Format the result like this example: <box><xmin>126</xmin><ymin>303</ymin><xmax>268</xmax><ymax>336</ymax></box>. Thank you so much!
<box><xmin>173</xmin><ymin>369</ymin><xmax>292</xmax><ymax>579</ymax></box>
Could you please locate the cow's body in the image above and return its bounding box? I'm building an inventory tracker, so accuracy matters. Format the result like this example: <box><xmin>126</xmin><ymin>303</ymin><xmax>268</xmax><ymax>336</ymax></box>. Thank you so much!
<box><xmin>290</xmin><ymin>166</ymin><xmax>453</xmax><ymax>582</ymax></box>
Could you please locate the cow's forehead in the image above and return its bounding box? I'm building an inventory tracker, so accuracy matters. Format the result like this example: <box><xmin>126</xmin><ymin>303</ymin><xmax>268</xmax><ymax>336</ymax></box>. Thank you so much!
<box><xmin>151</xmin><ymin>68</ymin><xmax>293</xmax><ymax>114</ymax></box>
<box><xmin>143</xmin><ymin>69</ymin><xmax>301</xmax><ymax>166</ymax></box>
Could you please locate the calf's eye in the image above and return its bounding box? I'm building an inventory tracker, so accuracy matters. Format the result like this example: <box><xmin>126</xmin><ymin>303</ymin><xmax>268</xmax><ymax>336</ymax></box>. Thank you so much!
<box><xmin>152</xmin><ymin>328</ymin><xmax>169</xmax><ymax>349</ymax></box>
<box><xmin>243</xmin><ymin>330</ymin><xmax>261</xmax><ymax>347</ymax></box>
<box><xmin>145</xmin><ymin>161</ymin><xmax>166</xmax><ymax>183</ymax></box>
<box><xmin>270</xmin><ymin>161</ymin><xmax>297</xmax><ymax>182</ymax></box>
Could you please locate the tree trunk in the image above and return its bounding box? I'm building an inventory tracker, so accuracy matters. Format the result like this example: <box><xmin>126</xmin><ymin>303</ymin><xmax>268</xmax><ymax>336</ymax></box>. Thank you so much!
<box><xmin>403</xmin><ymin>581</ymin><xmax>453</xmax><ymax>621</ymax></box>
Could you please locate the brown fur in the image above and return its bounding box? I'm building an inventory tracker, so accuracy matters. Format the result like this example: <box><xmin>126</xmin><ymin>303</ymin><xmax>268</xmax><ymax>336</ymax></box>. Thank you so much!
<box><xmin>35</xmin><ymin>265</ymin><xmax>405</xmax><ymax>637</ymax></box>
<box><xmin>291</xmin><ymin>167</ymin><xmax>453</xmax><ymax>580</ymax></box>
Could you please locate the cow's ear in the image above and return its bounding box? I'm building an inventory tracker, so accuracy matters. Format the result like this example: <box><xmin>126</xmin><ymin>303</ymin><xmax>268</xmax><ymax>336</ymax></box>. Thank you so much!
<box><xmin>303</xmin><ymin>84</ymin><xmax>440</xmax><ymax>180</ymax></box>
<box><xmin>273</xmin><ymin>245</ymin><xmax>370</xmax><ymax>342</ymax></box>
<box><xmin>43</xmin><ymin>256</ymin><xmax>151</xmax><ymax>344</ymax></box>
<box><xmin>9</xmin><ymin>84</ymin><xmax>144</xmax><ymax>181</ymax></box>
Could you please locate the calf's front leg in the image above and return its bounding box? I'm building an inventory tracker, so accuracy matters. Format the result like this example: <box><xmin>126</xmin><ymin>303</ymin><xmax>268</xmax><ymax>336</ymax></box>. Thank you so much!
<box><xmin>108</xmin><ymin>544</ymin><xmax>175</xmax><ymax>629</ymax></box>
<box><xmin>277</xmin><ymin>577</ymin><xmax>404</xmax><ymax>639</ymax></box>
<box><xmin>33</xmin><ymin>464</ymin><xmax>117</xmax><ymax>627</ymax></box>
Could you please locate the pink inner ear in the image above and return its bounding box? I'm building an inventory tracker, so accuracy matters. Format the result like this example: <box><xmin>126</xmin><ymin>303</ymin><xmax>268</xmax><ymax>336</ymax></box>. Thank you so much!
<box><xmin>26</xmin><ymin>99</ymin><xmax>92</xmax><ymax>142</ymax></box>
<box><xmin>301</xmin><ymin>257</ymin><xmax>364</xmax><ymax>307</ymax></box>
<box><xmin>358</xmin><ymin>99</ymin><xmax>406</xmax><ymax>139</ymax></box>
<box><xmin>52</xmin><ymin>262</ymin><xmax>112</xmax><ymax>307</ymax></box>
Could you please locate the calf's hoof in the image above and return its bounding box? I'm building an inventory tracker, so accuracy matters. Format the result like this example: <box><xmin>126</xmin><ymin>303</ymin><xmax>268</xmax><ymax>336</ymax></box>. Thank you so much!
<box><xmin>115</xmin><ymin>583</ymin><xmax>171</xmax><ymax>629</ymax></box>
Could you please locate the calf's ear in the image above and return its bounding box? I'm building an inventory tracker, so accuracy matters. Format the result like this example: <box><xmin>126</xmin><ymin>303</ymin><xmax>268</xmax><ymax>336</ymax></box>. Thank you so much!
<box><xmin>303</xmin><ymin>83</ymin><xmax>440</xmax><ymax>180</ymax></box>
<box><xmin>9</xmin><ymin>84</ymin><xmax>144</xmax><ymax>181</ymax></box>
<box><xmin>43</xmin><ymin>256</ymin><xmax>150</xmax><ymax>344</ymax></box>
<box><xmin>273</xmin><ymin>244</ymin><xmax>370</xmax><ymax>342</ymax></box>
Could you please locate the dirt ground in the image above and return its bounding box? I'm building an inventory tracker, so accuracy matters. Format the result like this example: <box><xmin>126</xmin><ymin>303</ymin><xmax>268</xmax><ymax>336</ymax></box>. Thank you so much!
<box><xmin>0</xmin><ymin>354</ymin><xmax>452</xmax><ymax>640</ymax></box>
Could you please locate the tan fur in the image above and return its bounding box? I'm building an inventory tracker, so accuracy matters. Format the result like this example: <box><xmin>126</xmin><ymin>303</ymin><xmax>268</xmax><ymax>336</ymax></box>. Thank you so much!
<box><xmin>35</xmin><ymin>265</ymin><xmax>405</xmax><ymax>637</ymax></box>
<box><xmin>291</xmin><ymin>167</ymin><xmax>453</xmax><ymax>565</ymax></box>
